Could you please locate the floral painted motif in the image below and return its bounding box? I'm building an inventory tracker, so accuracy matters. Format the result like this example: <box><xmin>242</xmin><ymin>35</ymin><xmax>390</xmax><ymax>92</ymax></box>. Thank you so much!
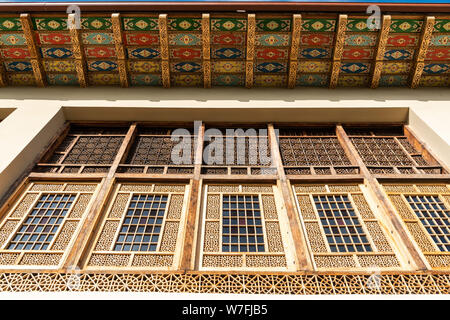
<box><xmin>4</xmin><ymin>61</ymin><xmax>32</xmax><ymax>72</ymax></box>
<box><xmin>37</xmin><ymin>33</ymin><xmax>71</xmax><ymax>45</ymax></box>
<box><xmin>130</xmin><ymin>74</ymin><xmax>162</xmax><ymax>86</ymax></box>
<box><xmin>423</xmin><ymin>63</ymin><xmax>450</xmax><ymax>74</ymax></box>
<box><xmin>212</xmin><ymin>61</ymin><xmax>245</xmax><ymax>73</ymax></box>
<box><xmin>296</xmin><ymin>74</ymin><xmax>328</xmax><ymax>87</ymax></box>
<box><xmin>88</xmin><ymin>60</ymin><xmax>118</xmax><ymax>72</ymax></box>
<box><xmin>256</xmin><ymin>62</ymin><xmax>287</xmax><ymax>73</ymax></box>
<box><xmin>342</xmin><ymin>48</ymin><xmax>373</xmax><ymax>60</ymax></box>
<box><xmin>47</xmin><ymin>74</ymin><xmax>79</xmax><ymax>86</ymax></box>
<box><xmin>1</xmin><ymin>48</ymin><xmax>30</xmax><ymax>59</ymax></box>
<box><xmin>256</xmin><ymin>34</ymin><xmax>290</xmax><ymax>46</ymax></box>
<box><xmin>300</xmin><ymin>34</ymin><xmax>333</xmax><ymax>46</ymax></box>
<box><xmin>345</xmin><ymin>34</ymin><xmax>377</xmax><ymax>46</ymax></box>
<box><xmin>387</xmin><ymin>35</ymin><xmax>419</xmax><ymax>47</ymax></box>
<box><xmin>212</xmin><ymin>74</ymin><xmax>244</xmax><ymax>86</ymax></box>
<box><xmin>0</xmin><ymin>34</ymin><xmax>26</xmax><ymax>46</ymax></box>
<box><xmin>41</xmin><ymin>47</ymin><xmax>73</xmax><ymax>59</ymax></box>
<box><xmin>298</xmin><ymin>61</ymin><xmax>331</xmax><ymax>73</ymax></box>
<box><xmin>169</xmin><ymin>34</ymin><xmax>201</xmax><ymax>46</ymax></box>
<box><xmin>256</xmin><ymin>19</ymin><xmax>291</xmax><ymax>32</ymax></box>
<box><xmin>85</xmin><ymin>47</ymin><xmax>115</xmax><ymax>59</ymax></box>
<box><xmin>127</xmin><ymin>48</ymin><xmax>160</xmax><ymax>59</ymax></box>
<box><xmin>82</xmin><ymin>33</ymin><xmax>114</xmax><ymax>45</ymax></box>
<box><xmin>299</xmin><ymin>48</ymin><xmax>331</xmax><ymax>59</ymax></box>
<box><xmin>171</xmin><ymin>48</ymin><xmax>202</xmax><ymax>60</ymax></box>
<box><xmin>256</xmin><ymin>48</ymin><xmax>287</xmax><ymax>60</ymax></box>
<box><xmin>172</xmin><ymin>61</ymin><xmax>202</xmax><ymax>73</ymax></box>
<box><xmin>382</xmin><ymin>62</ymin><xmax>412</xmax><ymax>74</ymax></box>
<box><xmin>212</xmin><ymin>33</ymin><xmax>245</xmax><ymax>45</ymax></box>
<box><xmin>340</xmin><ymin>62</ymin><xmax>370</xmax><ymax>74</ymax></box>
<box><xmin>302</xmin><ymin>19</ymin><xmax>335</xmax><ymax>32</ymax></box>
<box><xmin>44</xmin><ymin>60</ymin><xmax>76</xmax><ymax>72</ymax></box>
<box><xmin>426</xmin><ymin>48</ymin><xmax>450</xmax><ymax>61</ymax></box>
<box><xmin>128</xmin><ymin>61</ymin><xmax>161</xmax><ymax>73</ymax></box>
<box><xmin>384</xmin><ymin>49</ymin><xmax>413</xmax><ymax>61</ymax></box>
<box><xmin>211</xmin><ymin>18</ymin><xmax>246</xmax><ymax>31</ymax></box>
<box><xmin>168</xmin><ymin>18</ymin><xmax>201</xmax><ymax>31</ymax></box>
<box><xmin>124</xmin><ymin>33</ymin><xmax>159</xmax><ymax>46</ymax></box>
<box><xmin>212</xmin><ymin>47</ymin><xmax>244</xmax><ymax>59</ymax></box>
<box><xmin>123</xmin><ymin>18</ymin><xmax>158</xmax><ymax>31</ymax></box>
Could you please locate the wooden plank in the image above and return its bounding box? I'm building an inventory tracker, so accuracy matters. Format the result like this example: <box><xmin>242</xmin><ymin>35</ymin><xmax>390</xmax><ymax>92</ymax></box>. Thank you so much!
<box><xmin>20</xmin><ymin>13</ymin><xmax>46</xmax><ymax>87</ymax></box>
<box><xmin>288</xmin><ymin>14</ymin><xmax>301</xmax><ymax>89</ymax></box>
<box><xmin>202</xmin><ymin>13</ymin><xmax>211</xmax><ymax>89</ymax></box>
<box><xmin>63</xmin><ymin>124</ymin><xmax>137</xmax><ymax>269</ymax></box>
<box><xmin>329</xmin><ymin>14</ymin><xmax>347</xmax><ymax>89</ymax></box>
<box><xmin>336</xmin><ymin>125</ymin><xmax>428</xmax><ymax>270</ymax></box>
<box><xmin>245</xmin><ymin>13</ymin><xmax>256</xmax><ymax>89</ymax></box>
<box><xmin>371</xmin><ymin>15</ymin><xmax>391</xmax><ymax>89</ymax></box>
<box><xmin>112</xmin><ymin>13</ymin><xmax>129</xmax><ymax>88</ymax></box>
<box><xmin>179</xmin><ymin>123</ymin><xmax>205</xmax><ymax>271</ymax></box>
<box><xmin>410</xmin><ymin>16</ymin><xmax>435</xmax><ymax>89</ymax></box>
<box><xmin>159</xmin><ymin>14</ymin><xmax>170</xmax><ymax>88</ymax></box>
<box><xmin>68</xmin><ymin>13</ymin><xmax>88</xmax><ymax>87</ymax></box>
<box><xmin>268</xmin><ymin>124</ymin><xmax>314</xmax><ymax>271</ymax></box>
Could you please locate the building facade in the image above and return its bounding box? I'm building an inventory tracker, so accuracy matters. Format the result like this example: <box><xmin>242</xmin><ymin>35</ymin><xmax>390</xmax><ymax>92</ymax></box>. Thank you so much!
<box><xmin>0</xmin><ymin>2</ymin><xmax>448</xmax><ymax>294</ymax></box>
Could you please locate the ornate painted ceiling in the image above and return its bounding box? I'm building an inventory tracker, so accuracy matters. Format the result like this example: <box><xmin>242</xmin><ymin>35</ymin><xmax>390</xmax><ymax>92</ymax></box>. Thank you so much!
<box><xmin>0</xmin><ymin>12</ymin><xmax>448</xmax><ymax>88</ymax></box>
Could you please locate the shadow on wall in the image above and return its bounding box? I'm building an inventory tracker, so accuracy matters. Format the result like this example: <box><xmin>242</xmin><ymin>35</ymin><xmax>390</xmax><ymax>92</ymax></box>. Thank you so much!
<box><xmin>0</xmin><ymin>87</ymin><xmax>449</xmax><ymax>103</ymax></box>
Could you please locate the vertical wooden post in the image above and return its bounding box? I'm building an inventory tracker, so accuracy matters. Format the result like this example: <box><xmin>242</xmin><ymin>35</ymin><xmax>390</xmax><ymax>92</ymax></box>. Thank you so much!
<box><xmin>371</xmin><ymin>15</ymin><xmax>391</xmax><ymax>89</ymax></box>
<box><xmin>245</xmin><ymin>14</ymin><xmax>256</xmax><ymax>89</ymax></box>
<box><xmin>20</xmin><ymin>13</ymin><xmax>46</xmax><ymax>87</ymax></box>
<box><xmin>179</xmin><ymin>122</ymin><xmax>205</xmax><ymax>271</ymax></box>
<box><xmin>63</xmin><ymin>123</ymin><xmax>137</xmax><ymax>269</ymax></box>
<box><xmin>287</xmin><ymin>14</ymin><xmax>302</xmax><ymax>89</ymax></box>
<box><xmin>336</xmin><ymin>125</ymin><xmax>428</xmax><ymax>270</ymax></box>
<box><xmin>268</xmin><ymin>124</ymin><xmax>314</xmax><ymax>271</ymax></box>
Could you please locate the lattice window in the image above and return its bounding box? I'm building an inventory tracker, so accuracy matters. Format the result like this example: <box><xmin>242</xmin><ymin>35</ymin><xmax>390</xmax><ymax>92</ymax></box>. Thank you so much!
<box><xmin>34</xmin><ymin>125</ymin><xmax>127</xmax><ymax>174</ymax></box>
<box><xmin>384</xmin><ymin>183</ymin><xmax>450</xmax><ymax>269</ymax></box>
<box><xmin>313</xmin><ymin>195</ymin><xmax>372</xmax><ymax>253</ymax></box>
<box><xmin>294</xmin><ymin>183</ymin><xmax>401</xmax><ymax>270</ymax></box>
<box><xmin>200</xmin><ymin>184</ymin><xmax>295</xmax><ymax>271</ymax></box>
<box><xmin>120</xmin><ymin>127</ymin><xmax>195</xmax><ymax>174</ymax></box>
<box><xmin>222</xmin><ymin>195</ymin><xmax>264</xmax><ymax>253</ymax></box>
<box><xmin>346</xmin><ymin>126</ymin><xmax>444</xmax><ymax>175</ymax></box>
<box><xmin>86</xmin><ymin>183</ymin><xmax>188</xmax><ymax>269</ymax></box>
<box><xmin>405</xmin><ymin>195</ymin><xmax>450</xmax><ymax>252</ymax></box>
<box><xmin>0</xmin><ymin>182</ymin><xmax>97</xmax><ymax>267</ymax></box>
<box><xmin>8</xmin><ymin>194</ymin><xmax>76</xmax><ymax>251</ymax></box>
<box><xmin>278</xmin><ymin>126</ymin><xmax>358</xmax><ymax>175</ymax></box>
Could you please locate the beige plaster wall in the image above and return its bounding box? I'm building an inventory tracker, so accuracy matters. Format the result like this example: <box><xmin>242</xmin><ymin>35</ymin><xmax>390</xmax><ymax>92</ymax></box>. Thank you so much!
<box><xmin>0</xmin><ymin>86</ymin><xmax>448</xmax><ymax>201</ymax></box>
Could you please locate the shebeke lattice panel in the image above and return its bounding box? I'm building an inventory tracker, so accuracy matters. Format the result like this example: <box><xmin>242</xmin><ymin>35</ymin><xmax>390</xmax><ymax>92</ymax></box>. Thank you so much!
<box><xmin>200</xmin><ymin>184</ymin><xmax>296</xmax><ymax>271</ymax></box>
<box><xmin>383</xmin><ymin>183</ymin><xmax>450</xmax><ymax>269</ymax></box>
<box><xmin>0</xmin><ymin>182</ymin><xmax>98</xmax><ymax>268</ymax></box>
<box><xmin>293</xmin><ymin>183</ymin><xmax>402</xmax><ymax>271</ymax></box>
<box><xmin>85</xmin><ymin>183</ymin><xmax>189</xmax><ymax>270</ymax></box>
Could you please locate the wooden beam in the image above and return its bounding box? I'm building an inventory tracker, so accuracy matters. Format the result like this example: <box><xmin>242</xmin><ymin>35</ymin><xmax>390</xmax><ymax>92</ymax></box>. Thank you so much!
<box><xmin>68</xmin><ymin>13</ymin><xmax>88</xmax><ymax>87</ymax></box>
<box><xmin>0</xmin><ymin>62</ymin><xmax>7</xmax><ymax>87</ymax></box>
<box><xmin>288</xmin><ymin>14</ymin><xmax>302</xmax><ymax>89</ymax></box>
<box><xmin>159</xmin><ymin>14</ymin><xmax>170</xmax><ymax>88</ymax></box>
<box><xmin>20</xmin><ymin>13</ymin><xmax>46</xmax><ymax>87</ymax></box>
<box><xmin>179</xmin><ymin>122</ymin><xmax>205</xmax><ymax>271</ymax></box>
<box><xmin>201</xmin><ymin>13</ymin><xmax>211</xmax><ymax>88</ymax></box>
<box><xmin>63</xmin><ymin>124</ymin><xmax>138</xmax><ymax>269</ymax></box>
<box><xmin>329</xmin><ymin>14</ymin><xmax>347</xmax><ymax>89</ymax></box>
<box><xmin>245</xmin><ymin>13</ymin><xmax>256</xmax><ymax>89</ymax></box>
<box><xmin>370</xmin><ymin>15</ymin><xmax>391</xmax><ymax>89</ymax></box>
<box><xmin>268</xmin><ymin>124</ymin><xmax>314</xmax><ymax>271</ymax></box>
<box><xmin>112</xmin><ymin>13</ymin><xmax>129</xmax><ymax>88</ymax></box>
<box><xmin>336</xmin><ymin>125</ymin><xmax>429</xmax><ymax>271</ymax></box>
<box><xmin>410</xmin><ymin>16</ymin><xmax>435</xmax><ymax>89</ymax></box>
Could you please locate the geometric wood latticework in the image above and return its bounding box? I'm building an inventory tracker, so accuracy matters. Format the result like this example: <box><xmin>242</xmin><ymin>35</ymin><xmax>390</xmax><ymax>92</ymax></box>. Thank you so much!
<box><xmin>0</xmin><ymin>181</ymin><xmax>98</xmax><ymax>268</ymax></box>
<box><xmin>293</xmin><ymin>183</ymin><xmax>402</xmax><ymax>271</ymax></box>
<box><xmin>383</xmin><ymin>183</ymin><xmax>450</xmax><ymax>270</ymax></box>
<box><xmin>345</xmin><ymin>126</ymin><xmax>445</xmax><ymax>175</ymax></box>
<box><xmin>85</xmin><ymin>183</ymin><xmax>189</xmax><ymax>270</ymax></box>
<box><xmin>200</xmin><ymin>184</ymin><xmax>296</xmax><ymax>271</ymax></box>
<box><xmin>0</xmin><ymin>13</ymin><xmax>448</xmax><ymax>88</ymax></box>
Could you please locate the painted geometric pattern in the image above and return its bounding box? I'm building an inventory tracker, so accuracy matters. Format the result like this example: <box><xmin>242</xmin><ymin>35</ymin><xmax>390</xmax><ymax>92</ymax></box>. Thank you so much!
<box><xmin>130</xmin><ymin>74</ymin><xmax>162</xmax><ymax>86</ymax></box>
<box><xmin>171</xmin><ymin>61</ymin><xmax>202</xmax><ymax>73</ymax></box>
<box><xmin>345</xmin><ymin>34</ymin><xmax>377</xmax><ymax>47</ymax></box>
<box><xmin>255</xmin><ymin>61</ymin><xmax>287</xmax><ymax>73</ymax></box>
<box><xmin>420</xmin><ymin>75</ymin><xmax>450</xmax><ymax>87</ymax></box>
<box><xmin>256</xmin><ymin>19</ymin><xmax>291</xmax><ymax>32</ymax></box>
<box><xmin>254</xmin><ymin>75</ymin><xmax>286</xmax><ymax>87</ymax></box>
<box><xmin>43</xmin><ymin>60</ymin><xmax>76</xmax><ymax>72</ymax></box>
<box><xmin>82</xmin><ymin>33</ymin><xmax>114</xmax><ymax>45</ymax></box>
<box><xmin>423</xmin><ymin>63</ymin><xmax>450</xmax><ymax>74</ymax></box>
<box><xmin>128</xmin><ymin>61</ymin><xmax>160</xmax><ymax>73</ymax></box>
<box><xmin>299</xmin><ymin>48</ymin><xmax>331</xmax><ymax>59</ymax></box>
<box><xmin>89</xmin><ymin>73</ymin><xmax>120</xmax><ymax>85</ymax></box>
<box><xmin>212</xmin><ymin>61</ymin><xmax>245</xmax><ymax>73</ymax></box>
<box><xmin>87</xmin><ymin>60</ymin><xmax>118</xmax><ymax>72</ymax></box>
<box><xmin>379</xmin><ymin>75</ymin><xmax>409</xmax><ymax>87</ymax></box>
<box><xmin>33</xmin><ymin>18</ymin><xmax>67</xmax><ymax>31</ymax></box>
<box><xmin>298</xmin><ymin>61</ymin><xmax>331</xmax><ymax>73</ymax></box>
<box><xmin>387</xmin><ymin>35</ymin><xmax>419</xmax><ymax>47</ymax></box>
<box><xmin>256</xmin><ymin>34</ymin><xmax>290</xmax><ymax>47</ymax></box>
<box><xmin>430</xmin><ymin>35</ymin><xmax>450</xmax><ymax>47</ymax></box>
<box><xmin>434</xmin><ymin>20</ymin><xmax>450</xmax><ymax>33</ymax></box>
<box><xmin>127</xmin><ymin>48</ymin><xmax>160</xmax><ymax>59</ymax></box>
<box><xmin>7</xmin><ymin>73</ymin><xmax>35</xmax><ymax>85</ymax></box>
<box><xmin>171</xmin><ymin>74</ymin><xmax>202</xmax><ymax>86</ymax></box>
<box><xmin>302</xmin><ymin>19</ymin><xmax>335</xmax><ymax>32</ymax></box>
<box><xmin>85</xmin><ymin>47</ymin><xmax>115</xmax><ymax>59</ymax></box>
<box><xmin>0</xmin><ymin>48</ymin><xmax>30</xmax><ymax>59</ymax></box>
<box><xmin>212</xmin><ymin>74</ymin><xmax>245</xmax><ymax>86</ymax></box>
<box><xmin>382</xmin><ymin>62</ymin><xmax>412</xmax><ymax>74</ymax></box>
<box><xmin>390</xmin><ymin>19</ymin><xmax>423</xmax><ymax>33</ymax></box>
<box><xmin>300</xmin><ymin>34</ymin><xmax>333</xmax><ymax>46</ymax></box>
<box><xmin>123</xmin><ymin>17</ymin><xmax>158</xmax><ymax>31</ymax></box>
<box><xmin>168</xmin><ymin>18</ymin><xmax>201</xmax><ymax>31</ymax></box>
<box><xmin>124</xmin><ymin>33</ymin><xmax>159</xmax><ymax>46</ymax></box>
<box><xmin>426</xmin><ymin>48</ymin><xmax>450</xmax><ymax>61</ymax></box>
<box><xmin>346</xmin><ymin>19</ymin><xmax>377</xmax><ymax>32</ymax></box>
<box><xmin>212</xmin><ymin>47</ymin><xmax>244</xmax><ymax>59</ymax></box>
<box><xmin>0</xmin><ymin>34</ymin><xmax>26</xmax><ymax>46</ymax></box>
<box><xmin>37</xmin><ymin>33</ymin><xmax>72</xmax><ymax>45</ymax></box>
<box><xmin>4</xmin><ymin>61</ymin><xmax>32</xmax><ymax>72</ymax></box>
<box><xmin>296</xmin><ymin>74</ymin><xmax>328</xmax><ymax>87</ymax></box>
<box><xmin>170</xmin><ymin>48</ymin><xmax>202</xmax><ymax>60</ymax></box>
<box><xmin>211</xmin><ymin>18</ymin><xmax>246</xmax><ymax>31</ymax></box>
<box><xmin>342</xmin><ymin>48</ymin><xmax>374</xmax><ymax>60</ymax></box>
<box><xmin>338</xmin><ymin>75</ymin><xmax>369</xmax><ymax>87</ymax></box>
<box><xmin>47</xmin><ymin>74</ymin><xmax>79</xmax><ymax>86</ymax></box>
<box><xmin>81</xmin><ymin>18</ymin><xmax>112</xmax><ymax>30</ymax></box>
<box><xmin>384</xmin><ymin>49</ymin><xmax>414</xmax><ymax>61</ymax></box>
<box><xmin>212</xmin><ymin>33</ymin><xmax>245</xmax><ymax>45</ymax></box>
<box><xmin>169</xmin><ymin>34</ymin><xmax>201</xmax><ymax>46</ymax></box>
<box><xmin>340</xmin><ymin>62</ymin><xmax>370</xmax><ymax>74</ymax></box>
<box><xmin>41</xmin><ymin>47</ymin><xmax>73</xmax><ymax>59</ymax></box>
<box><xmin>256</xmin><ymin>48</ymin><xmax>287</xmax><ymax>60</ymax></box>
<box><xmin>0</xmin><ymin>18</ymin><xmax>22</xmax><ymax>31</ymax></box>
